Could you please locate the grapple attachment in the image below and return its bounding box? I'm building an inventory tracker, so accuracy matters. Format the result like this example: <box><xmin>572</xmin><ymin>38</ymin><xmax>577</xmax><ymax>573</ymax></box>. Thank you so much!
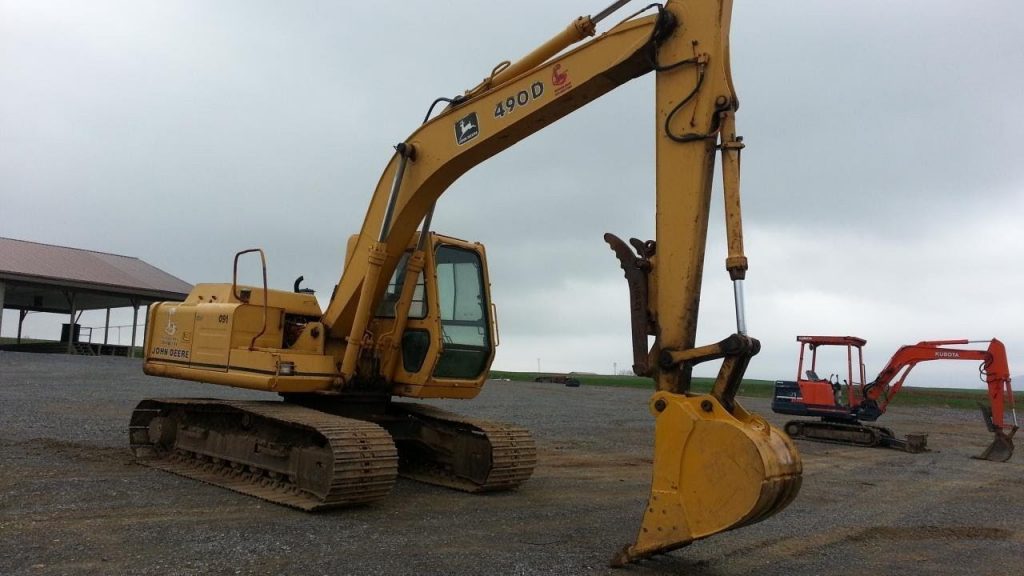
<box><xmin>611</xmin><ymin>392</ymin><xmax>802</xmax><ymax>567</ymax></box>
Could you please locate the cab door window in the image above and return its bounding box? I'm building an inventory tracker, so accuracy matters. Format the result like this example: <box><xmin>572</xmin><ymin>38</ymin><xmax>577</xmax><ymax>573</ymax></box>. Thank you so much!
<box><xmin>433</xmin><ymin>246</ymin><xmax>491</xmax><ymax>379</ymax></box>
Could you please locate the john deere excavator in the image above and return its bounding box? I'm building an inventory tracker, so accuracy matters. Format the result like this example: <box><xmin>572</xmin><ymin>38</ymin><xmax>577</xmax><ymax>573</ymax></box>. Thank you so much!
<box><xmin>772</xmin><ymin>336</ymin><xmax>1017</xmax><ymax>461</ymax></box>
<box><xmin>131</xmin><ymin>0</ymin><xmax>802</xmax><ymax>565</ymax></box>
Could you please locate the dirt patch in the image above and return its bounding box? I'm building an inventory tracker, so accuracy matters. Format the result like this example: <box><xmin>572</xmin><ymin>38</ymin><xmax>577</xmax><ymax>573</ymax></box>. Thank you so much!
<box><xmin>847</xmin><ymin>526</ymin><xmax>1017</xmax><ymax>542</ymax></box>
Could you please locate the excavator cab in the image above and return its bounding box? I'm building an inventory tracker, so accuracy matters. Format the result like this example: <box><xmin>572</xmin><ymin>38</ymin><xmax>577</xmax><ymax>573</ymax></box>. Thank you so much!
<box><xmin>363</xmin><ymin>232</ymin><xmax>498</xmax><ymax>400</ymax></box>
<box><xmin>772</xmin><ymin>336</ymin><xmax>867</xmax><ymax>420</ymax></box>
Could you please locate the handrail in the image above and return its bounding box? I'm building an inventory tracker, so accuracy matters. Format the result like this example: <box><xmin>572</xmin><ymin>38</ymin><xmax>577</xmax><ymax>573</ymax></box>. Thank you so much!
<box><xmin>491</xmin><ymin>303</ymin><xmax>500</xmax><ymax>347</ymax></box>
<box><xmin>232</xmin><ymin>248</ymin><xmax>269</xmax><ymax>350</ymax></box>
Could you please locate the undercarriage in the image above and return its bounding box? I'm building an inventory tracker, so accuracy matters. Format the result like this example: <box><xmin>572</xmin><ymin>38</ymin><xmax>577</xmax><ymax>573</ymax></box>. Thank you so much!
<box><xmin>130</xmin><ymin>397</ymin><xmax>536</xmax><ymax>509</ymax></box>
<box><xmin>782</xmin><ymin>419</ymin><xmax>929</xmax><ymax>454</ymax></box>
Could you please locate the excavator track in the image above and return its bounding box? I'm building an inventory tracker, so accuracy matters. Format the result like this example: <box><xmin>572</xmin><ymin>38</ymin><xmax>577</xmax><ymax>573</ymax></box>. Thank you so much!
<box><xmin>129</xmin><ymin>399</ymin><xmax>398</xmax><ymax>510</ymax></box>
<box><xmin>784</xmin><ymin>420</ymin><xmax>928</xmax><ymax>453</ymax></box>
<box><xmin>381</xmin><ymin>403</ymin><xmax>536</xmax><ymax>493</ymax></box>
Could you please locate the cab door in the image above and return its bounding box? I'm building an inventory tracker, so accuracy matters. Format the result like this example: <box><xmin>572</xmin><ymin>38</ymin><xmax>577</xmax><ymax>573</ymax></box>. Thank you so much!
<box><xmin>389</xmin><ymin>234</ymin><xmax>496</xmax><ymax>399</ymax></box>
<box><xmin>431</xmin><ymin>243</ymin><xmax>493</xmax><ymax>379</ymax></box>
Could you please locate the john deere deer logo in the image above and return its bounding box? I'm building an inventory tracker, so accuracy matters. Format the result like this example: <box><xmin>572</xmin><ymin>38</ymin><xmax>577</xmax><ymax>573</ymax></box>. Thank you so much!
<box><xmin>455</xmin><ymin>112</ymin><xmax>479</xmax><ymax>145</ymax></box>
<box><xmin>164</xmin><ymin>307</ymin><xmax>178</xmax><ymax>336</ymax></box>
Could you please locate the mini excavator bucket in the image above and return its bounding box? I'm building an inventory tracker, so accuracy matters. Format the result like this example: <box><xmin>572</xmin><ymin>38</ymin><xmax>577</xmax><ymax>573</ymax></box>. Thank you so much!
<box><xmin>975</xmin><ymin>428</ymin><xmax>1017</xmax><ymax>462</ymax></box>
<box><xmin>973</xmin><ymin>404</ymin><xmax>1017</xmax><ymax>462</ymax></box>
<box><xmin>611</xmin><ymin>392</ymin><xmax>802</xmax><ymax>566</ymax></box>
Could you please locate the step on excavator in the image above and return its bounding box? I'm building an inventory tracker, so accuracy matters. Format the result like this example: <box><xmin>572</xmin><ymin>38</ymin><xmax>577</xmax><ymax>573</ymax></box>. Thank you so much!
<box><xmin>772</xmin><ymin>336</ymin><xmax>1017</xmax><ymax>461</ymax></box>
<box><xmin>131</xmin><ymin>0</ymin><xmax>802</xmax><ymax>565</ymax></box>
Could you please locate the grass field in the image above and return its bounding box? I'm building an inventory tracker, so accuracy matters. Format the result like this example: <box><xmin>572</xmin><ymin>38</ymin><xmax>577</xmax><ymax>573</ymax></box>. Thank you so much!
<box><xmin>0</xmin><ymin>347</ymin><xmax>995</xmax><ymax>411</ymax></box>
<box><xmin>0</xmin><ymin>337</ymin><xmax>50</xmax><ymax>345</ymax></box>
<box><xmin>489</xmin><ymin>371</ymin><xmax>995</xmax><ymax>411</ymax></box>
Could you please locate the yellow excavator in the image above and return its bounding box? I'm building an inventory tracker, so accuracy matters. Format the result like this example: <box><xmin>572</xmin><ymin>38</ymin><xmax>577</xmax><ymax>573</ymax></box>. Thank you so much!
<box><xmin>131</xmin><ymin>0</ymin><xmax>802</xmax><ymax>565</ymax></box>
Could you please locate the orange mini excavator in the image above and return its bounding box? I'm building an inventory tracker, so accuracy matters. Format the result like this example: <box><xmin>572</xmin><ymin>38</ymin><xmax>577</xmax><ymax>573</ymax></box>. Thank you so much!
<box><xmin>772</xmin><ymin>336</ymin><xmax>1017</xmax><ymax>461</ymax></box>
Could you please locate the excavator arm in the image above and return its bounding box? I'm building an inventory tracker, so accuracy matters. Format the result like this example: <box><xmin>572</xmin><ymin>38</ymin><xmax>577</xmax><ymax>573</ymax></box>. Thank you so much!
<box><xmin>863</xmin><ymin>339</ymin><xmax>1013</xmax><ymax>423</ymax></box>
<box><xmin>861</xmin><ymin>338</ymin><xmax>1017</xmax><ymax>460</ymax></box>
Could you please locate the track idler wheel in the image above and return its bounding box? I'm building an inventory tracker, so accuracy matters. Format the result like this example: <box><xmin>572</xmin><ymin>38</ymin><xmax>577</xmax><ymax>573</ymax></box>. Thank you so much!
<box><xmin>611</xmin><ymin>392</ymin><xmax>802</xmax><ymax>567</ymax></box>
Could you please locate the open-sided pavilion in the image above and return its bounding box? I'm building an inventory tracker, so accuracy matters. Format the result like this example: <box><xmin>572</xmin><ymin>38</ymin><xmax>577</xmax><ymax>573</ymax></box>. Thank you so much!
<box><xmin>0</xmin><ymin>237</ymin><xmax>191</xmax><ymax>355</ymax></box>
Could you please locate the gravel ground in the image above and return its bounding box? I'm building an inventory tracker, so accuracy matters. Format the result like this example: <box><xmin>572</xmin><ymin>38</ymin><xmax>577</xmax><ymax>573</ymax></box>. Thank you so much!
<box><xmin>1</xmin><ymin>351</ymin><xmax>1022</xmax><ymax>576</ymax></box>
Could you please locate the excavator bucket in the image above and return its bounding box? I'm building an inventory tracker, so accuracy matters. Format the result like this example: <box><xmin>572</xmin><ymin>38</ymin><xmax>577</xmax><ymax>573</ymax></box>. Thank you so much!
<box><xmin>973</xmin><ymin>404</ymin><xmax>1017</xmax><ymax>462</ymax></box>
<box><xmin>974</xmin><ymin>428</ymin><xmax>1016</xmax><ymax>462</ymax></box>
<box><xmin>611</xmin><ymin>392</ymin><xmax>802</xmax><ymax>566</ymax></box>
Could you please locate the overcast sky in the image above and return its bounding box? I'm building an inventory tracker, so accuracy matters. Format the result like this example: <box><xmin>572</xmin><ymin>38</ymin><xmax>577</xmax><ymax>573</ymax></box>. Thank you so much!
<box><xmin>2</xmin><ymin>1</ymin><xmax>1022</xmax><ymax>389</ymax></box>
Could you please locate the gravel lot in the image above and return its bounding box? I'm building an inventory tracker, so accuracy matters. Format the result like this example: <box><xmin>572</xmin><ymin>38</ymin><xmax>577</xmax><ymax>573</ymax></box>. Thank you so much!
<box><xmin>1</xmin><ymin>352</ymin><xmax>1022</xmax><ymax>576</ymax></box>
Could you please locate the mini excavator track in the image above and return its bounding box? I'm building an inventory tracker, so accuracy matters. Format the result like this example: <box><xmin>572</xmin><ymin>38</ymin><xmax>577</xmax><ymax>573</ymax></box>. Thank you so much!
<box><xmin>783</xmin><ymin>419</ymin><xmax>928</xmax><ymax>453</ymax></box>
<box><xmin>129</xmin><ymin>399</ymin><xmax>399</xmax><ymax>510</ymax></box>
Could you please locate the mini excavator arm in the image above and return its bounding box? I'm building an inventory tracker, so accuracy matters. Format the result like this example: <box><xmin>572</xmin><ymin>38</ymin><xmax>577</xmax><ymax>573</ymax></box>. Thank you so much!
<box><xmin>860</xmin><ymin>338</ymin><xmax>1017</xmax><ymax>461</ymax></box>
<box><xmin>863</xmin><ymin>339</ymin><xmax>1014</xmax><ymax>424</ymax></box>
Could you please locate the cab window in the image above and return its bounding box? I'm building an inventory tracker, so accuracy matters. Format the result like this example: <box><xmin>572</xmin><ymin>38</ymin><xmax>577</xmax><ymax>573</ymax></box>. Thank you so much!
<box><xmin>376</xmin><ymin>252</ymin><xmax>426</xmax><ymax>319</ymax></box>
<box><xmin>433</xmin><ymin>245</ymin><xmax>491</xmax><ymax>379</ymax></box>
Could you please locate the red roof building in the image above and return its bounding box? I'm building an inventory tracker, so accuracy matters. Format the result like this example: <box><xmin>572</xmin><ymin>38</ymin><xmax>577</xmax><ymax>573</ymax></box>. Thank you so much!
<box><xmin>0</xmin><ymin>237</ymin><xmax>192</xmax><ymax>354</ymax></box>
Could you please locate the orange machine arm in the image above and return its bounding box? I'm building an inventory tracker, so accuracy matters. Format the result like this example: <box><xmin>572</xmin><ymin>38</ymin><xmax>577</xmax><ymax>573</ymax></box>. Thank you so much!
<box><xmin>863</xmin><ymin>339</ymin><xmax>1015</xmax><ymax>429</ymax></box>
<box><xmin>320</xmin><ymin>0</ymin><xmax>750</xmax><ymax>393</ymax></box>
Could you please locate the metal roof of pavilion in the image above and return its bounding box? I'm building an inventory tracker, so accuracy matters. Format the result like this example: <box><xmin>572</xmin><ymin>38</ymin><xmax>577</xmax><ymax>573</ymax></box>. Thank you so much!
<box><xmin>0</xmin><ymin>237</ymin><xmax>192</xmax><ymax>312</ymax></box>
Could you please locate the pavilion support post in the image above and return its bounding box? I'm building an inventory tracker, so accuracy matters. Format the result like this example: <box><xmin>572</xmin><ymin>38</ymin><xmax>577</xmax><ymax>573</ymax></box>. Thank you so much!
<box><xmin>103</xmin><ymin>308</ymin><xmax>110</xmax><ymax>348</ymax></box>
<box><xmin>18</xmin><ymin>310</ymin><xmax>27</xmax><ymax>343</ymax></box>
<box><xmin>0</xmin><ymin>281</ymin><xmax>5</xmax><ymax>340</ymax></box>
<box><xmin>67</xmin><ymin>292</ymin><xmax>77</xmax><ymax>354</ymax></box>
<box><xmin>130</xmin><ymin>298</ymin><xmax>139</xmax><ymax>358</ymax></box>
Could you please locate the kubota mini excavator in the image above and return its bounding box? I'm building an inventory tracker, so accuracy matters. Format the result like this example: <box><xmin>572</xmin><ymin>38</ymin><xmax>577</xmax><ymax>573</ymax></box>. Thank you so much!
<box><xmin>131</xmin><ymin>0</ymin><xmax>802</xmax><ymax>565</ymax></box>
<box><xmin>772</xmin><ymin>336</ymin><xmax>1017</xmax><ymax>461</ymax></box>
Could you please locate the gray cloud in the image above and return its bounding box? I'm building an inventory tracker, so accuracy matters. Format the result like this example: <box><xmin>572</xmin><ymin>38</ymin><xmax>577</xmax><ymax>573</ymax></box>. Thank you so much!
<box><xmin>3</xmin><ymin>0</ymin><xmax>1022</xmax><ymax>387</ymax></box>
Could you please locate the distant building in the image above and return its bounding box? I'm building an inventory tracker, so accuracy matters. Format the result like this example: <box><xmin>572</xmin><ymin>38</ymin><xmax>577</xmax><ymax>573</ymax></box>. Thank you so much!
<box><xmin>0</xmin><ymin>237</ymin><xmax>191</xmax><ymax>355</ymax></box>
